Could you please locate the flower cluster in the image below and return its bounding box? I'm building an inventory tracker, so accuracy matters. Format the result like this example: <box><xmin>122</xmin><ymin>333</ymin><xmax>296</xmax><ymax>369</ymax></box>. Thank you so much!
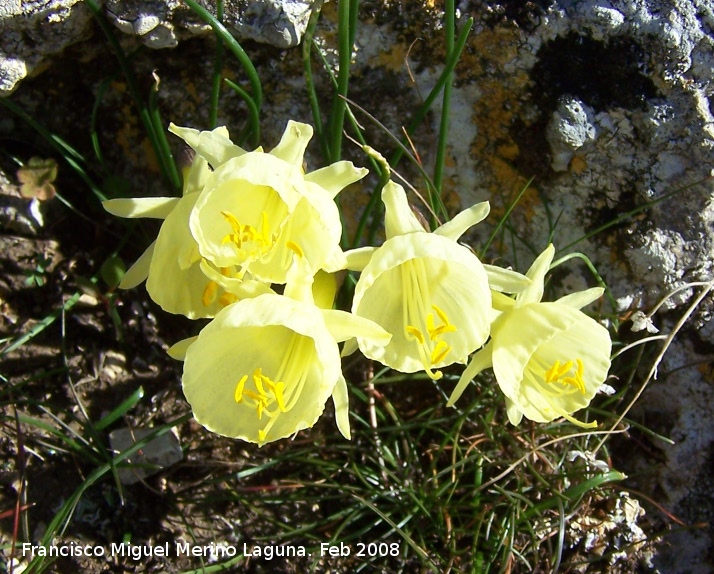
<box><xmin>105</xmin><ymin>120</ymin><xmax>612</xmax><ymax>445</ymax></box>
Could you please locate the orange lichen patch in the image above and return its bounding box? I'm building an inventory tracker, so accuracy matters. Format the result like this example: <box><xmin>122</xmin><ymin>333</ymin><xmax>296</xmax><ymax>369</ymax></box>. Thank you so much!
<box><xmin>441</xmin><ymin>183</ymin><xmax>462</xmax><ymax>215</ymax></box>
<box><xmin>455</xmin><ymin>25</ymin><xmax>537</xmax><ymax>227</ymax></box>
<box><xmin>496</xmin><ymin>142</ymin><xmax>520</xmax><ymax>161</ymax></box>
<box><xmin>375</xmin><ymin>42</ymin><xmax>411</xmax><ymax>73</ymax></box>
<box><xmin>570</xmin><ymin>155</ymin><xmax>588</xmax><ymax>174</ymax></box>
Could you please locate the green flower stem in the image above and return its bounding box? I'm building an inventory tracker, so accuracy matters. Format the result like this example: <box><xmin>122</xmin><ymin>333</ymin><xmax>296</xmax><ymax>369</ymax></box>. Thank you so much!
<box><xmin>224</xmin><ymin>79</ymin><xmax>261</xmax><ymax>146</ymax></box>
<box><xmin>149</xmin><ymin>73</ymin><xmax>182</xmax><ymax>190</ymax></box>
<box><xmin>327</xmin><ymin>0</ymin><xmax>355</xmax><ymax>162</ymax></box>
<box><xmin>182</xmin><ymin>0</ymin><xmax>262</xmax><ymax>146</ymax></box>
<box><xmin>431</xmin><ymin>0</ymin><xmax>456</xmax><ymax>223</ymax></box>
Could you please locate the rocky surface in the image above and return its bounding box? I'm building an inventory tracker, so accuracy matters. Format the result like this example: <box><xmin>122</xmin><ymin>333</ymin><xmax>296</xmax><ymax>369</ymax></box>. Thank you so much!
<box><xmin>0</xmin><ymin>0</ymin><xmax>317</xmax><ymax>95</ymax></box>
<box><xmin>1</xmin><ymin>0</ymin><xmax>712</xmax><ymax>571</ymax></box>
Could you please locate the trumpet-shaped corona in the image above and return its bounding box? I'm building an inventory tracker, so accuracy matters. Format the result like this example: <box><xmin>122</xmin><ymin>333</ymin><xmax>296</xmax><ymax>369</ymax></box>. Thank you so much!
<box><xmin>348</xmin><ymin>181</ymin><xmax>493</xmax><ymax>378</ymax></box>
<box><xmin>102</xmin><ymin>142</ymin><xmax>239</xmax><ymax>318</ymax></box>
<box><xmin>448</xmin><ymin>244</ymin><xmax>612</xmax><ymax>427</ymax></box>
<box><xmin>171</xmin><ymin>120</ymin><xmax>367</xmax><ymax>284</ymax></box>
<box><xmin>176</xmin><ymin>260</ymin><xmax>391</xmax><ymax>446</ymax></box>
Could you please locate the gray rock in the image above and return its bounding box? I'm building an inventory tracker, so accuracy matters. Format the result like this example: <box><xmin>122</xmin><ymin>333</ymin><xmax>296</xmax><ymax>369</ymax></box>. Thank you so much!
<box><xmin>0</xmin><ymin>0</ymin><xmax>93</xmax><ymax>95</ymax></box>
<box><xmin>0</xmin><ymin>0</ymin><xmax>317</xmax><ymax>95</ymax></box>
<box><xmin>545</xmin><ymin>97</ymin><xmax>598</xmax><ymax>171</ymax></box>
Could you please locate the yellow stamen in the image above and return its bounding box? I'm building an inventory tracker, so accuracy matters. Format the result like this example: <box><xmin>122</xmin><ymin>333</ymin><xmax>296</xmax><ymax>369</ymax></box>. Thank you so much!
<box><xmin>218</xmin><ymin>293</ymin><xmax>238</xmax><ymax>307</ymax></box>
<box><xmin>405</xmin><ymin>325</ymin><xmax>425</xmax><ymax>344</ymax></box>
<box><xmin>431</xmin><ymin>340</ymin><xmax>451</xmax><ymax>364</ymax></box>
<box><xmin>432</xmin><ymin>304</ymin><xmax>452</xmax><ymax>327</ymax></box>
<box><xmin>234</xmin><ymin>375</ymin><xmax>248</xmax><ymax>403</ymax></box>
<box><xmin>221</xmin><ymin>210</ymin><xmax>275</xmax><ymax>257</ymax></box>
<box><xmin>253</xmin><ymin>368</ymin><xmax>265</xmax><ymax>395</ymax></box>
<box><xmin>286</xmin><ymin>241</ymin><xmax>304</xmax><ymax>258</ymax></box>
<box><xmin>202</xmin><ymin>281</ymin><xmax>219</xmax><ymax>306</ymax></box>
<box><xmin>544</xmin><ymin>358</ymin><xmax>586</xmax><ymax>393</ymax></box>
<box><xmin>274</xmin><ymin>382</ymin><xmax>287</xmax><ymax>412</ymax></box>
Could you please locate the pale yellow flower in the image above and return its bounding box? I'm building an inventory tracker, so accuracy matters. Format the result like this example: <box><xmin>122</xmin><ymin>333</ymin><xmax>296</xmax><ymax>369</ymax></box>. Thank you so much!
<box><xmin>348</xmin><ymin>181</ymin><xmax>507</xmax><ymax>379</ymax></box>
<box><xmin>173</xmin><ymin>258</ymin><xmax>390</xmax><ymax>445</ymax></box>
<box><xmin>103</xmin><ymin>143</ymin><xmax>241</xmax><ymax>318</ymax></box>
<box><xmin>172</xmin><ymin>120</ymin><xmax>367</xmax><ymax>284</ymax></box>
<box><xmin>448</xmin><ymin>244</ymin><xmax>612</xmax><ymax>427</ymax></box>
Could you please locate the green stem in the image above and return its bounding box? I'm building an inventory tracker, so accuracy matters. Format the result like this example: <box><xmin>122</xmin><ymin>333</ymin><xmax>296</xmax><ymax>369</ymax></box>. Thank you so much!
<box><xmin>303</xmin><ymin>2</ymin><xmax>330</xmax><ymax>162</ymax></box>
<box><xmin>327</xmin><ymin>0</ymin><xmax>355</xmax><ymax>162</ymax></box>
<box><xmin>149</xmin><ymin>73</ymin><xmax>182</xmax><ymax>190</ymax></box>
<box><xmin>182</xmin><ymin>0</ymin><xmax>262</xmax><ymax>146</ymax></box>
<box><xmin>224</xmin><ymin>79</ymin><xmax>260</xmax><ymax>146</ymax></box>
<box><xmin>431</xmin><ymin>0</ymin><xmax>455</xmax><ymax>224</ymax></box>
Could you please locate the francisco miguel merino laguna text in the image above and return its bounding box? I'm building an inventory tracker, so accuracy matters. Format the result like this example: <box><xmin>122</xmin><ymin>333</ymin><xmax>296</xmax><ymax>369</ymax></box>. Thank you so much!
<box><xmin>21</xmin><ymin>542</ymin><xmax>309</xmax><ymax>561</ymax></box>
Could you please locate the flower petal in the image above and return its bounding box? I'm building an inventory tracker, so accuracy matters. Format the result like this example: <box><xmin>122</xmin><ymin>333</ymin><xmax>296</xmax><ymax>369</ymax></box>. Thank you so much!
<box><xmin>434</xmin><ymin>201</ymin><xmax>490</xmax><ymax>241</ymax></box>
<box><xmin>189</xmin><ymin>153</ymin><xmax>300</xmax><ymax>269</ymax></box>
<box><xmin>517</xmin><ymin>244</ymin><xmax>555</xmax><ymax>306</ymax></box>
<box><xmin>447</xmin><ymin>340</ymin><xmax>494</xmax><ymax>406</ymax></box>
<box><xmin>305</xmin><ymin>161</ymin><xmax>369</xmax><ymax>198</ymax></box>
<box><xmin>169</xmin><ymin>123</ymin><xmax>247</xmax><ymax>169</ymax></box>
<box><xmin>145</xmin><ymin>193</ymin><xmax>222</xmax><ymax>318</ymax></box>
<box><xmin>332</xmin><ymin>373</ymin><xmax>351</xmax><ymax>440</ymax></box>
<box><xmin>322</xmin><ymin>309</ymin><xmax>391</xmax><ymax>344</ymax></box>
<box><xmin>492</xmin><ymin>302</ymin><xmax>611</xmax><ymax>424</ymax></box>
<box><xmin>556</xmin><ymin>287</ymin><xmax>604</xmax><ymax>309</ymax></box>
<box><xmin>268</xmin><ymin>120</ymin><xmax>312</xmax><ymax>166</ymax></box>
<box><xmin>119</xmin><ymin>241</ymin><xmax>155</xmax><ymax>289</ymax></box>
<box><xmin>345</xmin><ymin>246</ymin><xmax>377</xmax><ymax>272</ymax></box>
<box><xmin>484</xmin><ymin>264</ymin><xmax>531</xmax><ymax>293</ymax></box>
<box><xmin>168</xmin><ymin>336</ymin><xmax>198</xmax><ymax>360</ymax></box>
<box><xmin>103</xmin><ymin>197</ymin><xmax>179</xmax><ymax>219</ymax></box>
<box><xmin>353</xmin><ymin>232</ymin><xmax>491</xmax><ymax>374</ymax></box>
<box><xmin>182</xmin><ymin>295</ymin><xmax>343</xmax><ymax>444</ymax></box>
<box><xmin>383</xmin><ymin>181</ymin><xmax>426</xmax><ymax>237</ymax></box>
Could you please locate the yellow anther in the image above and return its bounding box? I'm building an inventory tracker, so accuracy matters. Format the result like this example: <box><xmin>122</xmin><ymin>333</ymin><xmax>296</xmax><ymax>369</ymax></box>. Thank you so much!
<box><xmin>234</xmin><ymin>375</ymin><xmax>248</xmax><ymax>403</ymax></box>
<box><xmin>253</xmin><ymin>368</ymin><xmax>265</xmax><ymax>395</ymax></box>
<box><xmin>202</xmin><ymin>281</ymin><xmax>219</xmax><ymax>307</ymax></box>
<box><xmin>406</xmin><ymin>325</ymin><xmax>425</xmax><ymax>344</ymax></box>
<box><xmin>222</xmin><ymin>211</ymin><xmax>241</xmax><ymax>231</ymax></box>
<box><xmin>221</xmin><ymin>210</ymin><xmax>274</xmax><ymax>255</ymax></box>
<box><xmin>432</xmin><ymin>304</ymin><xmax>451</xmax><ymax>327</ymax></box>
<box><xmin>258</xmin><ymin>429</ymin><xmax>267</xmax><ymax>442</ymax></box>
<box><xmin>218</xmin><ymin>293</ymin><xmax>238</xmax><ymax>307</ymax></box>
<box><xmin>286</xmin><ymin>241</ymin><xmax>304</xmax><ymax>258</ymax></box>
<box><xmin>242</xmin><ymin>389</ymin><xmax>263</xmax><ymax>402</ymax></box>
<box><xmin>544</xmin><ymin>358</ymin><xmax>586</xmax><ymax>394</ymax></box>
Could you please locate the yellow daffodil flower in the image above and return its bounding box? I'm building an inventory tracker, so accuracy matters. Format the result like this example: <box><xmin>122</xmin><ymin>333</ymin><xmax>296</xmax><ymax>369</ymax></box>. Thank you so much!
<box><xmin>103</xmin><ymin>142</ymin><xmax>242</xmax><ymax>318</ymax></box>
<box><xmin>447</xmin><ymin>244</ymin><xmax>612</xmax><ymax>427</ymax></box>
<box><xmin>347</xmin><ymin>180</ymin><xmax>499</xmax><ymax>379</ymax></box>
<box><xmin>170</xmin><ymin>120</ymin><xmax>367</xmax><ymax>284</ymax></box>
<box><xmin>173</xmin><ymin>257</ymin><xmax>391</xmax><ymax>446</ymax></box>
